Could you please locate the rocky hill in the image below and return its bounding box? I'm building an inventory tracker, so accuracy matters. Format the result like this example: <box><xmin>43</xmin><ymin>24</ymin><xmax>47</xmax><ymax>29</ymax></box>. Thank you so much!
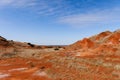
<box><xmin>0</xmin><ymin>29</ymin><xmax>120</xmax><ymax>80</ymax></box>
<box><xmin>66</xmin><ymin>29</ymin><xmax>120</xmax><ymax>56</ymax></box>
<box><xmin>0</xmin><ymin>36</ymin><xmax>9</xmax><ymax>47</ymax></box>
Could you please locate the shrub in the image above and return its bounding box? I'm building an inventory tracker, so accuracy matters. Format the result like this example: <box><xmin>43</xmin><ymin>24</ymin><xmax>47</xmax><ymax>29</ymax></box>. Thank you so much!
<box><xmin>27</xmin><ymin>43</ymin><xmax>34</xmax><ymax>47</ymax></box>
<box><xmin>54</xmin><ymin>48</ymin><xmax>59</xmax><ymax>50</ymax></box>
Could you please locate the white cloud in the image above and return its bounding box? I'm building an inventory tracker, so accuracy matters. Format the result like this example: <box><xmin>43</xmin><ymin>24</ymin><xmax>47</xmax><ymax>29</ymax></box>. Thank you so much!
<box><xmin>0</xmin><ymin>0</ymin><xmax>14</xmax><ymax>6</ymax></box>
<box><xmin>0</xmin><ymin>0</ymin><xmax>36</xmax><ymax>7</ymax></box>
<box><xmin>58</xmin><ymin>8</ymin><xmax>120</xmax><ymax>27</ymax></box>
<box><xmin>0</xmin><ymin>0</ymin><xmax>65</xmax><ymax>16</ymax></box>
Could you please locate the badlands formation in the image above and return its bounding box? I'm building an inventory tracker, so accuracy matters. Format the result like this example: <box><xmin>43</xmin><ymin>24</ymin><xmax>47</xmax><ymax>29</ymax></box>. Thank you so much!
<box><xmin>0</xmin><ymin>30</ymin><xmax>120</xmax><ymax>80</ymax></box>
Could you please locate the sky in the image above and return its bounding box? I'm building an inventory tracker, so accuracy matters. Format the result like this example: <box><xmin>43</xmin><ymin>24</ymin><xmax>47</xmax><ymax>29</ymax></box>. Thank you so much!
<box><xmin>0</xmin><ymin>0</ymin><xmax>120</xmax><ymax>45</ymax></box>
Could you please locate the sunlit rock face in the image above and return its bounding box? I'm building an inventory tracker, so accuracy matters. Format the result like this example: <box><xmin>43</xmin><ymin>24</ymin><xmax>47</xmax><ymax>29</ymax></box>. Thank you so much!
<box><xmin>66</xmin><ymin>30</ymin><xmax>120</xmax><ymax>56</ymax></box>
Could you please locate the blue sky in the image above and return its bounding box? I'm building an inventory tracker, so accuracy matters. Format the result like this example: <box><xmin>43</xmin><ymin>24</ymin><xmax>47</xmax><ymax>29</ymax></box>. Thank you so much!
<box><xmin>0</xmin><ymin>0</ymin><xmax>120</xmax><ymax>45</ymax></box>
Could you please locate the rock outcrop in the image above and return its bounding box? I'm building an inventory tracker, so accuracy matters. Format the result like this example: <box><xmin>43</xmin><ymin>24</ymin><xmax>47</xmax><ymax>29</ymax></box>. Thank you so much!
<box><xmin>66</xmin><ymin>29</ymin><xmax>120</xmax><ymax>56</ymax></box>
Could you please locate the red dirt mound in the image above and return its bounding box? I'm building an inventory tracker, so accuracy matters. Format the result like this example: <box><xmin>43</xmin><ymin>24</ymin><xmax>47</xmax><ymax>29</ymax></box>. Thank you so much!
<box><xmin>67</xmin><ymin>29</ymin><xmax>120</xmax><ymax>56</ymax></box>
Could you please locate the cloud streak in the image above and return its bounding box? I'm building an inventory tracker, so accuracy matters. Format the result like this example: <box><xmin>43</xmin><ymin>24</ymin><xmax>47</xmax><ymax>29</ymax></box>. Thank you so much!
<box><xmin>0</xmin><ymin>0</ymin><xmax>36</xmax><ymax>7</ymax></box>
<box><xmin>58</xmin><ymin>8</ymin><xmax>120</xmax><ymax>27</ymax></box>
<box><xmin>0</xmin><ymin>0</ymin><xmax>78</xmax><ymax>16</ymax></box>
<box><xmin>37</xmin><ymin>0</ymin><xmax>101</xmax><ymax>16</ymax></box>
<box><xmin>1</xmin><ymin>0</ymin><xmax>119</xmax><ymax>27</ymax></box>
<box><xmin>0</xmin><ymin>0</ymin><xmax>119</xmax><ymax>17</ymax></box>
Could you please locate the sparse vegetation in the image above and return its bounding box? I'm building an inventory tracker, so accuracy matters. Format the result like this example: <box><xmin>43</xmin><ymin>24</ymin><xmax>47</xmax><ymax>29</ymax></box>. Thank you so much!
<box><xmin>28</xmin><ymin>43</ymin><xmax>34</xmax><ymax>47</ymax></box>
<box><xmin>54</xmin><ymin>47</ymin><xmax>59</xmax><ymax>50</ymax></box>
<box><xmin>1</xmin><ymin>53</ymin><xmax>16</xmax><ymax>58</ymax></box>
<box><xmin>0</xmin><ymin>30</ymin><xmax>120</xmax><ymax>80</ymax></box>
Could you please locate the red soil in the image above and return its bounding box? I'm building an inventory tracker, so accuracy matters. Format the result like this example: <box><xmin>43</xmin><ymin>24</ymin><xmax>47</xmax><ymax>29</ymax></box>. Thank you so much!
<box><xmin>0</xmin><ymin>29</ymin><xmax>120</xmax><ymax>80</ymax></box>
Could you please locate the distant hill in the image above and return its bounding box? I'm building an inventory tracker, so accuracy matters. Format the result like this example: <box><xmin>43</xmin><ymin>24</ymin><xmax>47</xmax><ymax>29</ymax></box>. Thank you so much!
<box><xmin>0</xmin><ymin>36</ymin><xmax>66</xmax><ymax>49</ymax></box>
